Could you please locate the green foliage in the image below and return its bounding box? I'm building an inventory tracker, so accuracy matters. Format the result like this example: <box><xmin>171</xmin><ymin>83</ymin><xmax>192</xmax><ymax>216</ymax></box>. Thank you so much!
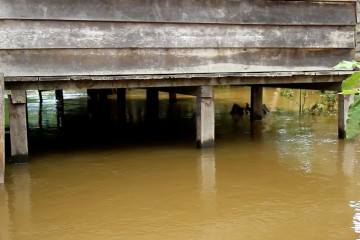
<box><xmin>341</xmin><ymin>72</ymin><xmax>360</xmax><ymax>91</ymax></box>
<box><xmin>346</xmin><ymin>95</ymin><xmax>360</xmax><ymax>139</ymax></box>
<box><xmin>333</xmin><ymin>60</ymin><xmax>360</xmax><ymax>71</ymax></box>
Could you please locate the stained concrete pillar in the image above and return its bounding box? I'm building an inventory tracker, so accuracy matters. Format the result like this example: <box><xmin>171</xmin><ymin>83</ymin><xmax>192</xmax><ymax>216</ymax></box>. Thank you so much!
<box><xmin>55</xmin><ymin>89</ymin><xmax>64</xmax><ymax>102</ymax></box>
<box><xmin>146</xmin><ymin>89</ymin><xmax>159</xmax><ymax>120</ymax></box>
<box><xmin>9</xmin><ymin>90</ymin><xmax>28</xmax><ymax>164</ymax></box>
<box><xmin>169</xmin><ymin>92</ymin><xmax>177</xmax><ymax>103</ymax></box>
<box><xmin>338</xmin><ymin>94</ymin><xmax>355</xmax><ymax>139</ymax></box>
<box><xmin>117</xmin><ymin>88</ymin><xmax>126</xmax><ymax>122</ymax></box>
<box><xmin>196</xmin><ymin>86</ymin><xmax>214</xmax><ymax>148</ymax></box>
<box><xmin>250</xmin><ymin>86</ymin><xmax>263</xmax><ymax>121</ymax></box>
<box><xmin>0</xmin><ymin>73</ymin><xmax>4</xmax><ymax>183</ymax></box>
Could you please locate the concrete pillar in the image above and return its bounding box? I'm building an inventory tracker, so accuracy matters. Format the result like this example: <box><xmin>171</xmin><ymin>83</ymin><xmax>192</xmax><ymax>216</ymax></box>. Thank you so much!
<box><xmin>117</xmin><ymin>88</ymin><xmax>126</xmax><ymax>122</ymax></box>
<box><xmin>0</xmin><ymin>73</ymin><xmax>4</xmax><ymax>183</ymax></box>
<box><xmin>250</xmin><ymin>86</ymin><xmax>263</xmax><ymax>121</ymax></box>
<box><xmin>338</xmin><ymin>94</ymin><xmax>355</xmax><ymax>139</ymax></box>
<box><xmin>146</xmin><ymin>89</ymin><xmax>159</xmax><ymax>120</ymax></box>
<box><xmin>38</xmin><ymin>90</ymin><xmax>43</xmax><ymax>103</ymax></box>
<box><xmin>196</xmin><ymin>86</ymin><xmax>214</xmax><ymax>148</ymax></box>
<box><xmin>9</xmin><ymin>90</ymin><xmax>28</xmax><ymax>164</ymax></box>
<box><xmin>169</xmin><ymin>92</ymin><xmax>177</xmax><ymax>103</ymax></box>
<box><xmin>55</xmin><ymin>89</ymin><xmax>64</xmax><ymax>102</ymax></box>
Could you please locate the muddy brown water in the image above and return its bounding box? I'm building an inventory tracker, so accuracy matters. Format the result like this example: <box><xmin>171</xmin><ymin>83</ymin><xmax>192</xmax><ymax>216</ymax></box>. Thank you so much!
<box><xmin>0</xmin><ymin>87</ymin><xmax>359</xmax><ymax>240</ymax></box>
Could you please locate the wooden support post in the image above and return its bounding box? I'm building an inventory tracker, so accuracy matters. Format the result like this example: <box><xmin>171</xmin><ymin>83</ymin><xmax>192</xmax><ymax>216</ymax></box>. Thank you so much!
<box><xmin>117</xmin><ymin>88</ymin><xmax>126</xmax><ymax>122</ymax></box>
<box><xmin>55</xmin><ymin>89</ymin><xmax>64</xmax><ymax>102</ymax></box>
<box><xmin>338</xmin><ymin>94</ymin><xmax>355</xmax><ymax>139</ymax></box>
<box><xmin>169</xmin><ymin>92</ymin><xmax>177</xmax><ymax>103</ymax></box>
<box><xmin>146</xmin><ymin>89</ymin><xmax>159</xmax><ymax>120</ymax></box>
<box><xmin>0</xmin><ymin>73</ymin><xmax>4</xmax><ymax>183</ymax></box>
<box><xmin>196</xmin><ymin>86</ymin><xmax>214</xmax><ymax>148</ymax></box>
<box><xmin>9</xmin><ymin>90</ymin><xmax>28</xmax><ymax>164</ymax></box>
<box><xmin>250</xmin><ymin>86</ymin><xmax>263</xmax><ymax>121</ymax></box>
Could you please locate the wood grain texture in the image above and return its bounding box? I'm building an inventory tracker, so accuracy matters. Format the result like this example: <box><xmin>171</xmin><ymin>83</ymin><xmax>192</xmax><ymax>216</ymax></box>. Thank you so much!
<box><xmin>0</xmin><ymin>48</ymin><xmax>354</xmax><ymax>77</ymax></box>
<box><xmin>0</xmin><ymin>73</ymin><xmax>4</xmax><ymax>183</ymax></box>
<box><xmin>0</xmin><ymin>20</ymin><xmax>354</xmax><ymax>49</ymax></box>
<box><xmin>3</xmin><ymin>74</ymin><xmax>347</xmax><ymax>91</ymax></box>
<box><xmin>0</xmin><ymin>0</ymin><xmax>355</xmax><ymax>25</ymax></box>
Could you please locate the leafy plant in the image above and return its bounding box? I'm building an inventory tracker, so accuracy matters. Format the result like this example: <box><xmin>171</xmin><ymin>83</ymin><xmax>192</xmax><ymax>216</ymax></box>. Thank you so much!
<box><xmin>280</xmin><ymin>89</ymin><xmax>308</xmax><ymax>113</ymax></box>
<box><xmin>334</xmin><ymin>60</ymin><xmax>360</xmax><ymax>138</ymax></box>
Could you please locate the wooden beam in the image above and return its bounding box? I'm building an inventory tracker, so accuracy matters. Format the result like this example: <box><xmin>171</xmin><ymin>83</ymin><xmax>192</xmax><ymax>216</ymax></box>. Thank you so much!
<box><xmin>9</xmin><ymin>90</ymin><xmax>28</xmax><ymax>164</ymax></box>
<box><xmin>196</xmin><ymin>86</ymin><xmax>214</xmax><ymax>148</ymax></box>
<box><xmin>0</xmin><ymin>0</ymin><xmax>354</xmax><ymax>25</ymax></box>
<box><xmin>5</xmin><ymin>74</ymin><xmax>348</xmax><ymax>91</ymax></box>
<box><xmin>0</xmin><ymin>48</ymin><xmax>354</xmax><ymax>77</ymax></box>
<box><xmin>0</xmin><ymin>20</ymin><xmax>354</xmax><ymax>49</ymax></box>
<box><xmin>0</xmin><ymin>73</ymin><xmax>4</xmax><ymax>183</ymax></box>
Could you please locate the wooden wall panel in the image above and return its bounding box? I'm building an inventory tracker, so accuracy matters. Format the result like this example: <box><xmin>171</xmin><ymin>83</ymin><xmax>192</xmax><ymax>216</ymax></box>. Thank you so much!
<box><xmin>0</xmin><ymin>0</ymin><xmax>355</xmax><ymax>25</ymax></box>
<box><xmin>0</xmin><ymin>49</ymin><xmax>354</xmax><ymax>77</ymax></box>
<box><xmin>0</xmin><ymin>20</ymin><xmax>354</xmax><ymax>49</ymax></box>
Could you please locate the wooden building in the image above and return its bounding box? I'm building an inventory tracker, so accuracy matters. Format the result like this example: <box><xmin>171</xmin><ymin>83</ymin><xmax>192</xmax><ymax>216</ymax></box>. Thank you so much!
<box><xmin>0</xmin><ymin>0</ymin><xmax>357</xmax><ymax>183</ymax></box>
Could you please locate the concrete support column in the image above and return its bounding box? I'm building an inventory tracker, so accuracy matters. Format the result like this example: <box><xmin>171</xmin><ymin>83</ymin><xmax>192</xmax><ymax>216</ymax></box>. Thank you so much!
<box><xmin>250</xmin><ymin>86</ymin><xmax>263</xmax><ymax>121</ymax></box>
<box><xmin>117</xmin><ymin>88</ymin><xmax>126</xmax><ymax>122</ymax></box>
<box><xmin>196</xmin><ymin>86</ymin><xmax>214</xmax><ymax>148</ymax></box>
<box><xmin>146</xmin><ymin>89</ymin><xmax>159</xmax><ymax>120</ymax></box>
<box><xmin>0</xmin><ymin>73</ymin><xmax>5</xmax><ymax>183</ymax></box>
<box><xmin>338</xmin><ymin>94</ymin><xmax>355</xmax><ymax>139</ymax></box>
<box><xmin>55</xmin><ymin>89</ymin><xmax>64</xmax><ymax>102</ymax></box>
<box><xmin>169</xmin><ymin>92</ymin><xmax>177</xmax><ymax>103</ymax></box>
<box><xmin>9</xmin><ymin>90</ymin><xmax>28</xmax><ymax>164</ymax></box>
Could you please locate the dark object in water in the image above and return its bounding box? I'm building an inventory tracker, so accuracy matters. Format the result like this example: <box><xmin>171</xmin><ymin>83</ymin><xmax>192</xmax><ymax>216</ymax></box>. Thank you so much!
<box><xmin>262</xmin><ymin>104</ymin><xmax>270</xmax><ymax>115</ymax></box>
<box><xmin>230</xmin><ymin>103</ymin><xmax>244</xmax><ymax>115</ymax></box>
<box><xmin>245</xmin><ymin>103</ymin><xmax>251</xmax><ymax>115</ymax></box>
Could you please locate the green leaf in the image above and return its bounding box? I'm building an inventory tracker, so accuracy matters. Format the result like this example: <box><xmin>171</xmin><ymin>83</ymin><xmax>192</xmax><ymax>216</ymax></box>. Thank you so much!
<box><xmin>341</xmin><ymin>72</ymin><xmax>360</xmax><ymax>91</ymax></box>
<box><xmin>346</xmin><ymin>95</ymin><xmax>360</xmax><ymax>139</ymax></box>
<box><xmin>341</xmin><ymin>89</ymin><xmax>360</xmax><ymax>95</ymax></box>
<box><xmin>333</xmin><ymin>60</ymin><xmax>358</xmax><ymax>70</ymax></box>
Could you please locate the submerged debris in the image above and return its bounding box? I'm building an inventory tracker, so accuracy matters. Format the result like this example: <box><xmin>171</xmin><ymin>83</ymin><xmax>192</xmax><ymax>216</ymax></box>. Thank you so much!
<box><xmin>230</xmin><ymin>103</ymin><xmax>270</xmax><ymax>115</ymax></box>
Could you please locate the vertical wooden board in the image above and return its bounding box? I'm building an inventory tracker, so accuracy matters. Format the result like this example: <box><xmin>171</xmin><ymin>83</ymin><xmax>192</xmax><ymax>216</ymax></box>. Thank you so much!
<box><xmin>0</xmin><ymin>73</ymin><xmax>4</xmax><ymax>183</ymax></box>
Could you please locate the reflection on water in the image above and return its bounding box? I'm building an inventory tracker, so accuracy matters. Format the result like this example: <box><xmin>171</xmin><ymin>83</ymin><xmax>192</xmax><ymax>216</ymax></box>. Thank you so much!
<box><xmin>0</xmin><ymin>87</ymin><xmax>360</xmax><ymax>240</ymax></box>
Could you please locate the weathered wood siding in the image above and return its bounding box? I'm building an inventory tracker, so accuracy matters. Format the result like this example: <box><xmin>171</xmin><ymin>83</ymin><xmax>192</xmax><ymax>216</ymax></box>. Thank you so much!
<box><xmin>0</xmin><ymin>0</ymin><xmax>356</xmax><ymax>77</ymax></box>
<box><xmin>356</xmin><ymin>0</ymin><xmax>360</xmax><ymax>60</ymax></box>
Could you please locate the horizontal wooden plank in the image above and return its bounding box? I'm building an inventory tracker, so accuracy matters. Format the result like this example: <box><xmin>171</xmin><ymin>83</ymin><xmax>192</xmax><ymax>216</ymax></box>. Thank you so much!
<box><xmin>0</xmin><ymin>20</ymin><xmax>354</xmax><ymax>49</ymax></box>
<box><xmin>4</xmin><ymin>74</ymin><xmax>348</xmax><ymax>91</ymax></box>
<box><xmin>0</xmin><ymin>48</ymin><xmax>354</xmax><ymax>77</ymax></box>
<box><xmin>0</xmin><ymin>0</ymin><xmax>355</xmax><ymax>25</ymax></box>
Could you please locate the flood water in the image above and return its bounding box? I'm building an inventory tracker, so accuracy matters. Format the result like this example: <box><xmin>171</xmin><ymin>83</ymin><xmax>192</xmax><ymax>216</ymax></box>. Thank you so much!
<box><xmin>1</xmin><ymin>87</ymin><xmax>360</xmax><ymax>240</ymax></box>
